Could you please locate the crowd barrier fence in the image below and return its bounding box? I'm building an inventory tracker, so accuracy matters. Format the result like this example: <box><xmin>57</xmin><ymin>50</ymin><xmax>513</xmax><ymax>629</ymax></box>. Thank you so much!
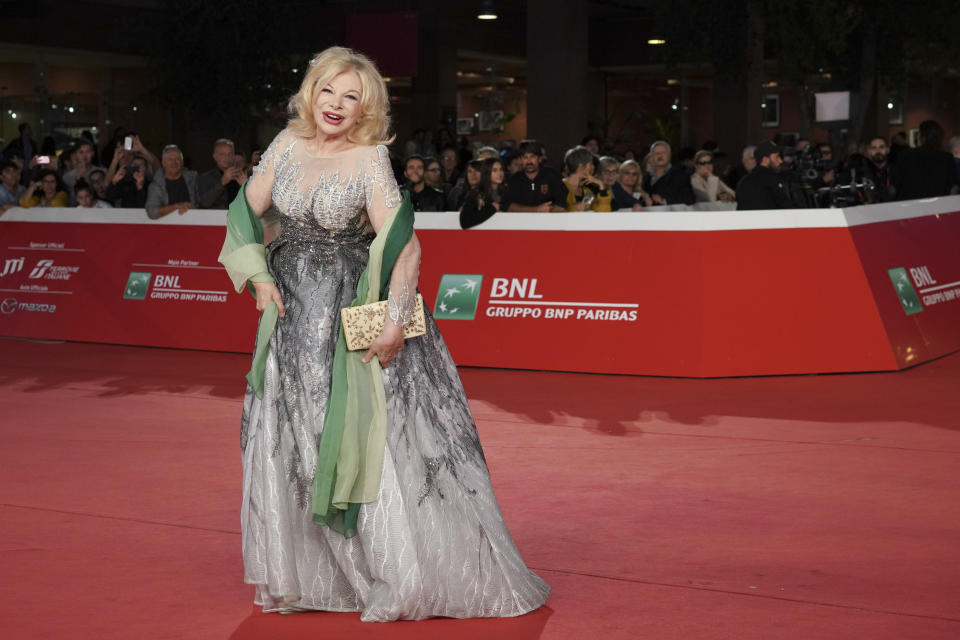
<box><xmin>1</xmin><ymin>196</ymin><xmax>959</xmax><ymax>377</ymax></box>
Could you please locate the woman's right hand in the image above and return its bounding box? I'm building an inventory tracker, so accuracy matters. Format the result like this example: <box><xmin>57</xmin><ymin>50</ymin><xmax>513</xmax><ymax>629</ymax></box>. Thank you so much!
<box><xmin>253</xmin><ymin>281</ymin><xmax>285</xmax><ymax>317</ymax></box>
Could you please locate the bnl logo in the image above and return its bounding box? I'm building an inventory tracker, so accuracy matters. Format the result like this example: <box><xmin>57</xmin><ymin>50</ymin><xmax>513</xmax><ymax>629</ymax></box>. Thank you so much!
<box><xmin>888</xmin><ymin>267</ymin><xmax>923</xmax><ymax>316</ymax></box>
<box><xmin>435</xmin><ymin>274</ymin><xmax>483</xmax><ymax>320</ymax></box>
<box><xmin>0</xmin><ymin>257</ymin><xmax>24</xmax><ymax>278</ymax></box>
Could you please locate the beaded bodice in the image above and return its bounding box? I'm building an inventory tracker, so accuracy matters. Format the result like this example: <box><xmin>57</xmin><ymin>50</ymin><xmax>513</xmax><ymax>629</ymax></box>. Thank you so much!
<box><xmin>254</xmin><ymin>129</ymin><xmax>401</xmax><ymax>239</ymax></box>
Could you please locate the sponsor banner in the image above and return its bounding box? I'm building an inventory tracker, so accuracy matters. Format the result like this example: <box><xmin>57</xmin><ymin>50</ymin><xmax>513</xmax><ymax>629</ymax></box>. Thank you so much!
<box><xmin>850</xmin><ymin>208</ymin><xmax>960</xmax><ymax>368</ymax></box>
<box><xmin>0</xmin><ymin>222</ymin><xmax>257</xmax><ymax>353</ymax></box>
<box><xmin>1</xmin><ymin>204</ymin><xmax>959</xmax><ymax>376</ymax></box>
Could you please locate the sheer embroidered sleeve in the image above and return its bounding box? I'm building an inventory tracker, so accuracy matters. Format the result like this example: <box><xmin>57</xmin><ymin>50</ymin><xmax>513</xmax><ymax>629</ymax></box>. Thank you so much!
<box><xmin>365</xmin><ymin>145</ymin><xmax>419</xmax><ymax>328</ymax></box>
<box><xmin>245</xmin><ymin>130</ymin><xmax>286</xmax><ymax>217</ymax></box>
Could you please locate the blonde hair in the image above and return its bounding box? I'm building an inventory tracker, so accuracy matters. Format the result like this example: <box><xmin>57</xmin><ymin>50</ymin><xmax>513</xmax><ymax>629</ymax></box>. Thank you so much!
<box><xmin>287</xmin><ymin>46</ymin><xmax>394</xmax><ymax>146</ymax></box>
<box><xmin>618</xmin><ymin>158</ymin><xmax>641</xmax><ymax>180</ymax></box>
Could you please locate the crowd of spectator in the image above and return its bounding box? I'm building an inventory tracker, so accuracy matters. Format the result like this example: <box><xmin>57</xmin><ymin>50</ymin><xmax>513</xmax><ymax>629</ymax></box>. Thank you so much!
<box><xmin>396</xmin><ymin>121</ymin><xmax>960</xmax><ymax>227</ymax></box>
<box><xmin>0</xmin><ymin>124</ymin><xmax>257</xmax><ymax>218</ymax></box>
<box><xmin>2</xmin><ymin>119</ymin><xmax>960</xmax><ymax>226</ymax></box>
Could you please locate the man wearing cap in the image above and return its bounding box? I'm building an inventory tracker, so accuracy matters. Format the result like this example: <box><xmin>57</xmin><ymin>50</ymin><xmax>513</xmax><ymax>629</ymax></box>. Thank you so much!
<box><xmin>736</xmin><ymin>141</ymin><xmax>793</xmax><ymax>210</ymax></box>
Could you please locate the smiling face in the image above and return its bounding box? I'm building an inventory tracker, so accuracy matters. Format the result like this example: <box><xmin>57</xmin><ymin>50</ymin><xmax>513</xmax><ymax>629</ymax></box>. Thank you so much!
<box><xmin>312</xmin><ymin>70</ymin><xmax>362</xmax><ymax>139</ymax></box>
<box><xmin>405</xmin><ymin>158</ymin><xmax>425</xmax><ymax>186</ymax></box>
<box><xmin>162</xmin><ymin>149</ymin><xmax>183</xmax><ymax>177</ymax></box>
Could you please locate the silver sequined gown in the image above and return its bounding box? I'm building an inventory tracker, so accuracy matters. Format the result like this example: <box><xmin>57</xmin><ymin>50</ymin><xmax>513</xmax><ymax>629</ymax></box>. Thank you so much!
<box><xmin>239</xmin><ymin>129</ymin><xmax>549</xmax><ymax>621</ymax></box>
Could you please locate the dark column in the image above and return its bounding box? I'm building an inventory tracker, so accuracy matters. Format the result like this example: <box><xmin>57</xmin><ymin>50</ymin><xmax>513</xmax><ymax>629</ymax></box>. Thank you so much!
<box><xmin>411</xmin><ymin>0</ymin><xmax>458</xmax><ymax>147</ymax></box>
<box><xmin>526</xmin><ymin>0</ymin><xmax>589</xmax><ymax>170</ymax></box>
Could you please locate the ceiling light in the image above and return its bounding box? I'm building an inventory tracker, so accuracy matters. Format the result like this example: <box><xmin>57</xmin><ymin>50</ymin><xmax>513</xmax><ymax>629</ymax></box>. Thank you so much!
<box><xmin>477</xmin><ymin>0</ymin><xmax>497</xmax><ymax>20</ymax></box>
<box><xmin>648</xmin><ymin>39</ymin><xmax>666</xmax><ymax>45</ymax></box>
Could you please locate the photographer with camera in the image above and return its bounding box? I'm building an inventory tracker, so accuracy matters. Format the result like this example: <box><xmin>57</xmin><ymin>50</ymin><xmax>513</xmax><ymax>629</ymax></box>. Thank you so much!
<box><xmin>735</xmin><ymin>142</ymin><xmax>793</xmax><ymax>210</ymax></box>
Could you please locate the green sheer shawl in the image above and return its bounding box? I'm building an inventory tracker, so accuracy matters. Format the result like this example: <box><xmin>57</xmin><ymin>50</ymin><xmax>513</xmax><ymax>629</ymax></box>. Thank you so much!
<box><xmin>311</xmin><ymin>193</ymin><xmax>415</xmax><ymax>538</ymax></box>
<box><xmin>218</xmin><ymin>182</ymin><xmax>277</xmax><ymax>397</ymax></box>
<box><xmin>219</xmin><ymin>183</ymin><xmax>416</xmax><ymax>539</ymax></box>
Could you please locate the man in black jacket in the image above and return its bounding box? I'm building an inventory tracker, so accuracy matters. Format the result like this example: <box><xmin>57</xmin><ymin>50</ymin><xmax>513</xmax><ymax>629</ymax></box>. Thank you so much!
<box><xmin>642</xmin><ymin>141</ymin><xmax>695</xmax><ymax>205</ymax></box>
<box><xmin>404</xmin><ymin>154</ymin><xmax>446</xmax><ymax>211</ymax></box>
<box><xmin>736</xmin><ymin>141</ymin><xmax>794</xmax><ymax>210</ymax></box>
<box><xmin>893</xmin><ymin>120</ymin><xmax>954</xmax><ymax>200</ymax></box>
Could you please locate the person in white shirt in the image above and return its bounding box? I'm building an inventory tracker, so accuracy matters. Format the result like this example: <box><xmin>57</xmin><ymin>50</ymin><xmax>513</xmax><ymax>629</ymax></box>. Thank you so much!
<box><xmin>75</xmin><ymin>182</ymin><xmax>112</xmax><ymax>208</ymax></box>
<box><xmin>691</xmin><ymin>150</ymin><xmax>735</xmax><ymax>202</ymax></box>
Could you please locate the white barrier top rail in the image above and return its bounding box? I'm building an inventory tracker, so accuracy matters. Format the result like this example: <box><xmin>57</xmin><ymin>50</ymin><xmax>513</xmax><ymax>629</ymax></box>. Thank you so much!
<box><xmin>2</xmin><ymin>195</ymin><xmax>958</xmax><ymax>231</ymax></box>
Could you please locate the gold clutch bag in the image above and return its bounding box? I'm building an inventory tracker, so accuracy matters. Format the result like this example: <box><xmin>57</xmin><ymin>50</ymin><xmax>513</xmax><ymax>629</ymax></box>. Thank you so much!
<box><xmin>340</xmin><ymin>293</ymin><xmax>427</xmax><ymax>351</ymax></box>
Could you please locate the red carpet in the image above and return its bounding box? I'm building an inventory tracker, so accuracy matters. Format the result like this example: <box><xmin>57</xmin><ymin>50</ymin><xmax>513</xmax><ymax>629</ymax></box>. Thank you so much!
<box><xmin>1</xmin><ymin>337</ymin><xmax>958</xmax><ymax>639</ymax></box>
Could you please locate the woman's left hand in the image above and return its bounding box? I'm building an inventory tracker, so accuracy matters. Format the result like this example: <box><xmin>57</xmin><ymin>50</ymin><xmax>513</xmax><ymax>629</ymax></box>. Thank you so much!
<box><xmin>362</xmin><ymin>323</ymin><xmax>405</xmax><ymax>368</ymax></box>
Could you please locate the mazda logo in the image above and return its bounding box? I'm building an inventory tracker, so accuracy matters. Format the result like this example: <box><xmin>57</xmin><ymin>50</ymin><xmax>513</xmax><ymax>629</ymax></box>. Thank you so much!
<box><xmin>1</xmin><ymin>297</ymin><xmax>17</xmax><ymax>315</ymax></box>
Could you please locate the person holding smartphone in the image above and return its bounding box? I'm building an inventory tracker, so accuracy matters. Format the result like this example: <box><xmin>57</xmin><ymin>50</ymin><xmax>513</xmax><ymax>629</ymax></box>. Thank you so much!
<box><xmin>198</xmin><ymin>138</ymin><xmax>245</xmax><ymax>209</ymax></box>
<box><xmin>105</xmin><ymin>154</ymin><xmax>150</xmax><ymax>208</ymax></box>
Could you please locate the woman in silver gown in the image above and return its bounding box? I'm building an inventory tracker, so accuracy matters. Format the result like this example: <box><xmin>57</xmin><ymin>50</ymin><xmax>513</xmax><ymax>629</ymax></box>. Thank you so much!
<box><xmin>233</xmin><ymin>47</ymin><xmax>549</xmax><ymax>621</ymax></box>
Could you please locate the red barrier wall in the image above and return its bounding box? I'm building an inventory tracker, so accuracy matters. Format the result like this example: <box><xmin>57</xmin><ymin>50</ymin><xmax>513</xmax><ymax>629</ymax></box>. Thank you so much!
<box><xmin>1</xmin><ymin>198</ymin><xmax>958</xmax><ymax>377</ymax></box>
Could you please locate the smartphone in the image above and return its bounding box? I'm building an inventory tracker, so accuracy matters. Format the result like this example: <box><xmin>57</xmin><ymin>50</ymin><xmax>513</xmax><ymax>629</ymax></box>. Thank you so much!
<box><xmin>124</xmin><ymin>136</ymin><xmax>133</xmax><ymax>150</ymax></box>
<box><xmin>37</xmin><ymin>155</ymin><xmax>50</xmax><ymax>164</ymax></box>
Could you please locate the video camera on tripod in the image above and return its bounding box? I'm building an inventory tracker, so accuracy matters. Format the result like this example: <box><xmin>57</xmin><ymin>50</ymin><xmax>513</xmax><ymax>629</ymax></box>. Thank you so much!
<box><xmin>782</xmin><ymin>146</ymin><xmax>876</xmax><ymax>208</ymax></box>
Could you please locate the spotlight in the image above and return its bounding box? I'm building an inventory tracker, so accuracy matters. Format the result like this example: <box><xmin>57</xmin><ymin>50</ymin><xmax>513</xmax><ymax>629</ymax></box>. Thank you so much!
<box><xmin>477</xmin><ymin>0</ymin><xmax>497</xmax><ymax>20</ymax></box>
<box><xmin>887</xmin><ymin>102</ymin><xmax>894</xmax><ymax>110</ymax></box>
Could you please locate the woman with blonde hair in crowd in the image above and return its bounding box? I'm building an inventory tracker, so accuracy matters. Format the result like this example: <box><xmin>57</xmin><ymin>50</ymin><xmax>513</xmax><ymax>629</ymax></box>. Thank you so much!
<box><xmin>612</xmin><ymin>159</ymin><xmax>650</xmax><ymax>210</ymax></box>
<box><xmin>691</xmin><ymin>149</ymin><xmax>735</xmax><ymax>202</ymax></box>
<box><xmin>220</xmin><ymin>45</ymin><xmax>548</xmax><ymax>622</ymax></box>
